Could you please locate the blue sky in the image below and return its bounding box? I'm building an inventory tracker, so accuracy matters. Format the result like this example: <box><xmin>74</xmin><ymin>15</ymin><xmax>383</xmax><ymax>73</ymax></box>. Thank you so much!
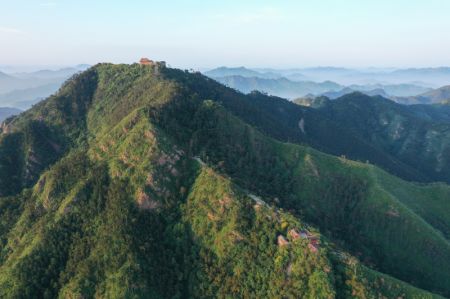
<box><xmin>1</xmin><ymin>0</ymin><xmax>449</xmax><ymax>68</ymax></box>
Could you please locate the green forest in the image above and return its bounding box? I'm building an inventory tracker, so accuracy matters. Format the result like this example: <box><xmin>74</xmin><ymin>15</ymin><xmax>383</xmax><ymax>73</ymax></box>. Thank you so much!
<box><xmin>0</xmin><ymin>63</ymin><xmax>449</xmax><ymax>298</ymax></box>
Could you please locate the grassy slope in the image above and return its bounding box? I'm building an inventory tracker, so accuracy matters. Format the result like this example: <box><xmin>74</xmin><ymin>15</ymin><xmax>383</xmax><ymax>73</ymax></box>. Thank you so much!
<box><xmin>0</xmin><ymin>136</ymin><xmax>441</xmax><ymax>298</ymax></box>
<box><xmin>0</xmin><ymin>108</ymin><xmax>192</xmax><ymax>298</ymax></box>
<box><xmin>183</xmin><ymin>100</ymin><xmax>450</xmax><ymax>296</ymax></box>
<box><xmin>186</xmin><ymin>165</ymin><xmax>443</xmax><ymax>299</ymax></box>
<box><xmin>0</xmin><ymin>110</ymin><xmax>339</xmax><ymax>297</ymax></box>
<box><xmin>287</xmin><ymin>145</ymin><xmax>450</xmax><ymax>295</ymax></box>
<box><xmin>372</xmin><ymin>168</ymin><xmax>450</xmax><ymax>240</ymax></box>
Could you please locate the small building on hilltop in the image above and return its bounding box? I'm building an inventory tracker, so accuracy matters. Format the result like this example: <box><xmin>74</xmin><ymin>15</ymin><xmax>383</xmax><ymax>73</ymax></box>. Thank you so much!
<box><xmin>140</xmin><ymin>58</ymin><xmax>154</xmax><ymax>66</ymax></box>
<box><xmin>139</xmin><ymin>58</ymin><xmax>167</xmax><ymax>69</ymax></box>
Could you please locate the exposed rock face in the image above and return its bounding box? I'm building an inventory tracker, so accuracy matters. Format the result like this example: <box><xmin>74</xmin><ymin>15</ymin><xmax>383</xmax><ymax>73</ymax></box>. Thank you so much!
<box><xmin>298</xmin><ymin>118</ymin><xmax>305</xmax><ymax>134</ymax></box>
<box><xmin>277</xmin><ymin>235</ymin><xmax>289</xmax><ymax>247</ymax></box>
<box><xmin>0</xmin><ymin>121</ymin><xmax>12</xmax><ymax>134</ymax></box>
<box><xmin>136</xmin><ymin>188</ymin><xmax>160</xmax><ymax>210</ymax></box>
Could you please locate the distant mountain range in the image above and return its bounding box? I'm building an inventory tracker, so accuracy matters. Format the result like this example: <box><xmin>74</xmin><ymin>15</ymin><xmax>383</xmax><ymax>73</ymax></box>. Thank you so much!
<box><xmin>258</xmin><ymin>66</ymin><xmax>450</xmax><ymax>87</ymax></box>
<box><xmin>11</xmin><ymin>65</ymin><xmax>94</xmax><ymax>80</ymax></box>
<box><xmin>0</xmin><ymin>65</ymin><xmax>448</xmax><ymax>113</ymax></box>
<box><xmin>320</xmin><ymin>87</ymin><xmax>389</xmax><ymax>99</ymax></box>
<box><xmin>212</xmin><ymin>75</ymin><xmax>341</xmax><ymax>99</ymax></box>
<box><xmin>205</xmin><ymin>66</ymin><xmax>450</xmax><ymax>102</ymax></box>
<box><xmin>206</xmin><ymin>66</ymin><xmax>450</xmax><ymax>87</ymax></box>
<box><xmin>395</xmin><ymin>85</ymin><xmax>450</xmax><ymax>104</ymax></box>
<box><xmin>0</xmin><ymin>65</ymin><xmax>89</xmax><ymax>109</ymax></box>
<box><xmin>0</xmin><ymin>83</ymin><xmax>63</xmax><ymax>110</ymax></box>
<box><xmin>314</xmin><ymin>85</ymin><xmax>449</xmax><ymax>105</ymax></box>
<box><xmin>206</xmin><ymin>72</ymin><xmax>431</xmax><ymax>100</ymax></box>
<box><xmin>387</xmin><ymin>67</ymin><xmax>450</xmax><ymax>86</ymax></box>
<box><xmin>0</xmin><ymin>107</ymin><xmax>21</xmax><ymax>122</ymax></box>
<box><xmin>205</xmin><ymin>66</ymin><xmax>281</xmax><ymax>79</ymax></box>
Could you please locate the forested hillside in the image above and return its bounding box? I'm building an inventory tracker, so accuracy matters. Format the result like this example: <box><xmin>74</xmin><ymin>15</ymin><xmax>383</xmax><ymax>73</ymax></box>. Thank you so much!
<box><xmin>0</xmin><ymin>64</ymin><xmax>448</xmax><ymax>298</ymax></box>
<box><xmin>164</xmin><ymin>69</ymin><xmax>450</xmax><ymax>184</ymax></box>
<box><xmin>311</xmin><ymin>93</ymin><xmax>450</xmax><ymax>183</ymax></box>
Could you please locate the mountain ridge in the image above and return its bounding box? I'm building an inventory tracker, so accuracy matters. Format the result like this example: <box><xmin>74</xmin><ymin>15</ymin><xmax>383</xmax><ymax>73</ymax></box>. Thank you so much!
<box><xmin>207</xmin><ymin>72</ymin><xmax>431</xmax><ymax>100</ymax></box>
<box><xmin>396</xmin><ymin>85</ymin><xmax>450</xmax><ymax>104</ymax></box>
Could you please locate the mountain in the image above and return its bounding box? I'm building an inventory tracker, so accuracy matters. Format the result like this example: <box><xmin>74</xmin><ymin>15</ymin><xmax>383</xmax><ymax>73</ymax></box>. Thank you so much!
<box><xmin>0</xmin><ymin>72</ymin><xmax>13</xmax><ymax>80</ymax></box>
<box><xmin>321</xmin><ymin>87</ymin><xmax>389</xmax><ymax>99</ymax></box>
<box><xmin>0</xmin><ymin>64</ymin><xmax>449</xmax><ymax>297</ymax></box>
<box><xmin>407</xmin><ymin>103</ymin><xmax>450</xmax><ymax>122</ymax></box>
<box><xmin>179</xmin><ymin>74</ymin><xmax>450</xmax><ymax>184</ymax></box>
<box><xmin>0</xmin><ymin>73</ymin><xmax>55</xmax><ymax>95</ymax></box>
<box><xmin>207</xmin><ymin>72</ymin><xmax>430</xmax><ymax>100</ymax></box>
<box><xmin>286</xmin><ymin>67</ymin><xmax>450</xmax><ymax>87</ymax></box>
<box><xmin>397</xmin><ymin>85</ymin><xmax>450</xmax><ymax>104</ymax></box>
<box><xmin>254</xmin><ymin>70</ymin><xmax>308</xmax><ymax>81</ymax></box>
<box><xmin>241</xmin><ymin>67</ymin><xmax>450</xmax><ymax>87</ymax></box>
<box><xmin>12</xmin><ymin>65</ymin><xmax>90</xmax><ymax>80</ymax></box>
<box><xmin>0</xmin><ymin>72</ymin><xmax>23</xmax><ymax>94</ymax></box>
<box><xmin>421</xmin><ymin>85</ymin><xmax>450</xmax><ymax>102</ymax></box>
<box><xmin>292</xmin><ymin>92</ymin><xmax>450</xmax><ymax>182</ymax></box>
<box><xmin>205</xmin><ymin>66</ymin><xmax>281</xmax><ymax>79</ymax></box>
<box><xmin>211</xmin><ymin>75</ymin><xmax>341</xmax><ymax>99</ymax></box>
<box><xmin>323</xmin><ymin>84</ymin><xmax>431</xmax><ymax>99</ymax></box>
<box><xmin>350</xmin><ymin>83</ymin><xmax>430</xmax><ymax>97</ymax></box>
<box><xmin>290</xmin><ymin>67</ymin><xmax>359</xmax><ymax>82</ymax></box>
<box><xmin>388</xmin><ymin>67</ymin><xmax>450</xmax><ymax>87</ymax></box>
<box><xmin>0</xmin><ymin>82</ymin><xmax>62</xmax><ymax>109</ymax></box>
<box><xmin>0</xmin><ymin>66</ymin><xmax>88</xmax><ymax>109</ymax></box>
<box><xmin>0</xmin><ymin>107</ymin><xmax>21</xmax><ymax>122</ymax></box>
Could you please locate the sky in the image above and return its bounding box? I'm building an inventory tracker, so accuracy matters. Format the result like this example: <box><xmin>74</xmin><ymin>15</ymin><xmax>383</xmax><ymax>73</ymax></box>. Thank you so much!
<box><xmin>1</xmin><ymin>0</ymin><xmax>450</xmax><ymax>69</ymax></box>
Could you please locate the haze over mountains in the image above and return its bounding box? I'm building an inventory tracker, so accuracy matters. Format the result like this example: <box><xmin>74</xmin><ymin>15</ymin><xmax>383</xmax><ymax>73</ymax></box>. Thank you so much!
<box><xmin>0</xmin><ymin>107</ymin><xmax>21</xmax><ymax>122</ymax></box>
<box><xmin>205</xmin><ymin>66</ymin><xmax>450</xmax><ymax>104</ymax></box>
<box><xmin>395</xmin><ymin>85</ymin><xmax>450</xmax><ymax>105</ymax></box>
<box><xmin>207</xmin><ymin>66</ymin><xmax>450</xmax><ymax>87</ymax></box>
<box><xmin>1</xmin><ymin>64</ymin><xmax>449</xmax><ymax>112</ymax></box>
<box><xmin>0</xmin><ymin>65</ymin><xmax>89</xmax><ymax>110</ymax></box>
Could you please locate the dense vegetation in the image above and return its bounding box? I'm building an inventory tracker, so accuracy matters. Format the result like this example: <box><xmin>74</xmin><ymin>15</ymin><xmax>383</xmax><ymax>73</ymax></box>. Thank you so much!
<box><xmin>0</xmin><ymin>63</ymin><xmax>448</xmax><ymax>298</ymax></box>
<box><xmin>313</xmin><ymin>93</ymin><xmax>450</xmax><ymax>182</ymax></box>
<box><xmin>165</xmin><ymin>69</ymin><xmax>450</xmax><ymax>184</ymax></box>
